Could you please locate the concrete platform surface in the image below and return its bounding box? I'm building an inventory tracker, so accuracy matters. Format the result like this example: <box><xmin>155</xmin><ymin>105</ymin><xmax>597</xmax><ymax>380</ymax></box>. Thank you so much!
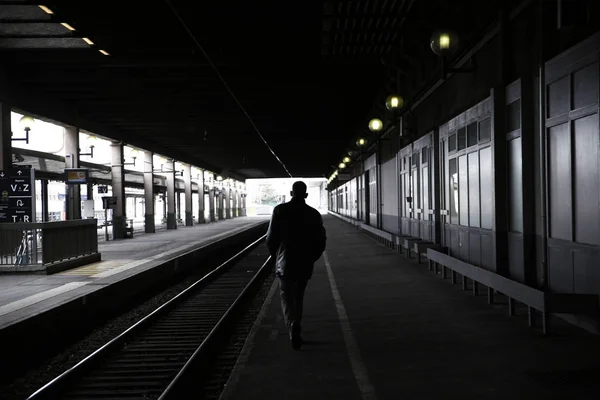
<box><xmin>220</xmin><ymin>216</ymin><xmax>600</xmax><ymax>400</ymax></box>
<box><xmin>0</xmin><ymin>217</ymin><xmax>268</xmax><ymax>330</ymax></box>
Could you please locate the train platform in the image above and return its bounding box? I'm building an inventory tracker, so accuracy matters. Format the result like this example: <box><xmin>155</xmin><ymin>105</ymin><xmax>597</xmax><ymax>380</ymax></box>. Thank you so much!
<box><xmin>220</xmin><ymin>215</ymin><xmax>600</xmax><ymax>400</ymax></box>
<box><xmin>0</xmin><ymin>217</ymin><xmax>268</xmax><ymax>332</ymax></box>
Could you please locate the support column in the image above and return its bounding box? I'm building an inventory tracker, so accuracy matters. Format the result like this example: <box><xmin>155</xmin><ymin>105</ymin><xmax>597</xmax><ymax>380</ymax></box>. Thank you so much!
<box><xmin>209</xmin><ymin>188</ymin><xmax>216</xmax><ymax>222</ymax></box>
<box><xmin>0</xmin><ymin>102</ymin><xmax>11</xmax><ymax>172</ymax></box>
<box><xmin>41</xmin><ymin>179</ymin><xmax>49</xmax><ymax>222</ymax></box>
<box><xmin>225</xmin><ymin>187</ymin><xmax>232</xmax><ymax>219</ymax></box>
<box><xmin>110</xmin><ymin>141</ymin><xmax>127</xmax><ymax>238</ymax></box>
<box><xmin>218</xmin><ymin>188</ymin><xmax>225</xmax><ymax>220</ymax></box>
<box><xmin>176</xmin><ymin>191</ymin><xmax>181</xmax><ymax>222</ymax></box>
<box><xmin>64</xmin><ymin>126</ymin><xmax>81</xmax><ymax>220</ymax></box>
<box><xmin>166</xmin><ymin>159</ymin><xmax>177</xmax><ymax>229</ymax></box>
<box><xmin>197</xmin><ymin>171</ymin><xmax>205</xmax><ymax>224</ymax></box>
<box><xmin>183</xmin><ymin>163</ymin><xmax>193</xmax><ymax>226</ymax></box>
<box><xmin>232</xmin><ymin>189</ymin><xmax>238</xmax><ymax>218</ymax></box>
<box><xmin>143</xmin><ymin>150</ymin><xmax>155</xmax><ymax>233</ymax></box>
<box><xmin>242</xmin><ymin>190</ymin><xmax>247</xmax><ymax>216</ymax></box>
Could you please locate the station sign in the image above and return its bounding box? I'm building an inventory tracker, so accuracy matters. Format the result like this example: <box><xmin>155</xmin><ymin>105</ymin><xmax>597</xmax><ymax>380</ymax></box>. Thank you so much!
<box><xmin>65</xmin><ymin>168</ymin><xmax>89</xmax><ymax>184</ymax></box>
<box><xmin>0</xmin><ymin>165</ymin><xmax>36</xmax><ymax>223</ymax></box>
<box><xmin>98</xmin><ymin>185</ymin><xmax>109</xmax><ymax>194</ymax></box>
<box><xmin>102</xmin><ymin>196</ymin><xmax>117</xmax><ymax>210</ymax></box>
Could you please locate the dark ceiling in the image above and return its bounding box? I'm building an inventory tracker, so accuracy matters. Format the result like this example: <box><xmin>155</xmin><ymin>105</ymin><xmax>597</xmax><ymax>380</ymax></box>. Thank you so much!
<box><xmin>0</xmin><ymin>0</ymin><xmax>508</xmax><ymax>179</ymax></box>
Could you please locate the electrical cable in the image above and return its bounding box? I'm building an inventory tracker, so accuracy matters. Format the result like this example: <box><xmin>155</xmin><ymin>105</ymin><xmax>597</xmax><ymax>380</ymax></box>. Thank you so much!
<box><xmin>163</xmin><ymin>0</ymin><xmax>293</xmax><ymax>178</ymax></box>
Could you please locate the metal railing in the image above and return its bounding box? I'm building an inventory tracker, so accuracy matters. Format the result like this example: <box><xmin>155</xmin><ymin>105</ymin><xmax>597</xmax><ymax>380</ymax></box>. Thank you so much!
<box><xmin>0</xmin><ymin>220</ymin><xmax>99</xmax><ymax>266</ymax></box>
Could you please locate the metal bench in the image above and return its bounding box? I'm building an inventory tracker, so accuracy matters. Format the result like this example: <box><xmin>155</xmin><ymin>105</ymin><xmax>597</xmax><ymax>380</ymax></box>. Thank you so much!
<box><xmin>427</xmin><ymin>249</ymin><xmax>599</xmax><ymax>334</ymax></box>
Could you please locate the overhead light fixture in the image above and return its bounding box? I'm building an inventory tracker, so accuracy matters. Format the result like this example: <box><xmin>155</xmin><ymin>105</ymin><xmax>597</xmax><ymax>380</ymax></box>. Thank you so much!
<box><xmin>82</xmin><ymin>37</ymin><xmax>94</xmax><ymax>45</ymax></box>
<box><xmin>99</xmin><ymin>49</ymin><xmax>110</xmax><ymax>56</ymax></box>
<box><xmin>38</xmin><ymin>5</ymin><xmax>54</xmax><ymax>14</ymax></box>
<box><xmin>338</xmin><ymin>163</ymin><xmax>346</xmax><ymax>169</ymax></box>
<box><xmin>385</xmin><ymin>94</ymin><xmax>404</xmax><ymax>110</ymax></box>
<box><xmin>343</xmin><ymin>156</ymin><xmax>351</xmax><ymax>163</ymax></box>
<box><xmin>12</xmin><ymin>115</ymin><xmax>36</xmax><ymax>144</ymax></box>
<box><xmin>368</xmin><ymin>118</ymin><xmax>383</xmax><ymax>132</ymax></box>
<box><xmin>61</xmin><ymin>22</ymin><xmax>76</xmax><ymax>31</ymax></box>
<box><xmin>356</xmin><ymin>138</ymin><xmax>366</xmax><ymax>147</ymax></box>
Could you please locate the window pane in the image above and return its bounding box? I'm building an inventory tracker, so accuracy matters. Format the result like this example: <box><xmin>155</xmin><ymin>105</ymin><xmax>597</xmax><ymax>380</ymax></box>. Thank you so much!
<box><xmin>507</xmin><ymin>99</ymin><xmax>521</xmax><ymax>132</ymax></box>
<box><xmin>549</xmin><ymin>122</ymin><xmax>572</xmax><ymax>240</ymax></box>
<box><xmin>508</xmin><ymin>137</ymin><xmax>523</xmax><ymax>233</ymax></box>
<box><xmin>459</xmin><ymin>155</ymin><xmax>469</xmax><ymax>226</ymax></box>
<box><xmin>449</xmin><ymin>158</ymin><xmax>458</xmax><ymax>224</ymax></box>
<box><xmin>421</xmin><ymin>146</ymin><xmax>429</xmax><ymax>164</ymax></box>
<box><xmin>547</xmin><ymin>76</ymin><xmax>569</xmax><ymax>118</ymax></box>
<box><xmin>573</xmin><ymin>62</ymin><xmax>599</xmax><ymax>110</ymax></box>
<box><xmin>479</xmin><ymin>118</ymin><xmax>491</xmax><ymax>142</ymax></box>
<box><xmin>448</xmin><ymin>133</ymin><xmax>457</xmax><ymax>152</ymax></box>
<box><xmin>467</xmin><ymin>122</ymin><xmax>478</xmax><ymax>147</ymax></box>
<box><xmin>480</xmin><ymin>147</ymin><xmax>493</xmax><ymax>229</ymax></box>
<box><xmin>457</xmin><ymin>127</ymin><xmax>467</xmax><ymax>151</ymax></box>
<box><xmin>468</xmin><ymin>152</ymin><xmax>480</xmax><ymax>228</ymax></box>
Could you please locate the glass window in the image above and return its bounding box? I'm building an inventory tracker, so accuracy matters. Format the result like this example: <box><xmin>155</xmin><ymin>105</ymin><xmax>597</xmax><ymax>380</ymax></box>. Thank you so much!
<box><xmin>479</xmin><ymin>118</ymin><xmax>491</xmax><ymax>142</ymax></box>
<box><xmin>507</xmin><ymin>99</ymin><xmax>521</xmax><ymax>132</ymax></box>
<box><xmin>448</xmin><ymin>158</ymin><xmax>458</xmax><ymax>224</ymax></box>
<box><xmin>467</xmin><ymin>122</ymin><xmax>478</xmax><ymax>147</ymax></box>
<box><xmin>458</xmin><ymin>155</ymin><xmax>468</xmax><ymax>226</ymax></box>
<box><xmin>457</xmin><ymin>127</ymin><xmax>467</xmax><ymax>151</ymax></box>
<box><xmin>448</xmin><ymin>133</ymin><xmax>457</xmax><ymax>152</ymax></box>
<box><xmin>421</xmin><ymin>147</ymin><xmax>429</xmax><ymax>164</ymax></box>
<box><xmin>480</xmin><ymin>147</ymin><xmax>493</xmax><ymax>229</ymax></box>
<box><xmin>468</xmin><ymin>152</ymin><xmax>480</xmax><ymax>228</ymax></box>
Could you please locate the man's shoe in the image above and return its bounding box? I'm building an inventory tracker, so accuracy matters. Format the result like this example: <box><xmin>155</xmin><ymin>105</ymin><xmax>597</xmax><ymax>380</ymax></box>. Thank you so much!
<box><xmin>291</xmin><ymin>330</ymin><xmax>303</xmax><ymax>350</ymax></box>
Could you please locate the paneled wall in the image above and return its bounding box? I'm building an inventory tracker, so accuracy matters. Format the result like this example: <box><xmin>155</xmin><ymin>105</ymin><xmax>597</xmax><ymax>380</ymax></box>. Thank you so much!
<box><xmin>544</xmin><ymin>33</ymin><xmax>600</xmax><ymax>296</ymax></box>
<box><xmin>327</xmin><ymin>30</ymin><xmax>600</xmax><ymax>302</ymax></box>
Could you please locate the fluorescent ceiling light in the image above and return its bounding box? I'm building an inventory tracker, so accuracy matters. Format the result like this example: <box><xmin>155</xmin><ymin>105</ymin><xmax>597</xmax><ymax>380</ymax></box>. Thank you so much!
<box><xmin>99</xmin><ymin>50</ymin><xmax>110</xmax><ymax>56</ymax></box>
<box><xmin>82</xmin><ymin>37</ymin><xmax>94</xmax><ymax>45</ymax></box>
<box><xmin>38</xmin><ymin>5</ymin><xmax>54</xmax><ymax>14</ymax></box>
<box><xmin>61</xmin><ymin>22</ymin><xmax>76</xmax><ymax>31</ymax></box>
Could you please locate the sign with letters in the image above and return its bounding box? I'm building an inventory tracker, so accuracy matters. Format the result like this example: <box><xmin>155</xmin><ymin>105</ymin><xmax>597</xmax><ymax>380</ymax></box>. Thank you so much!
<box><xmin>0</xmin><ymin>165</ymin><xmax>36</xmax><ymax>223</ymax></box>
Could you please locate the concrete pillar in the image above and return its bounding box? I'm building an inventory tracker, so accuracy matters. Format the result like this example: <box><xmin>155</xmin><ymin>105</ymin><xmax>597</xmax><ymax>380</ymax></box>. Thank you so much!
<box><xmin>0</xmin><ymin>102</ymin><xmax>11</xmax><ymax>172</ymax></box>
<box><xmin>241</xmin><ymin>190</ymin><xmax>247</xmax><ymax>216</ymax></box>
<box><xmin>209</xmin><ymin>187</ymin><xmax>216</xmax><ymax>222</ymax></box>
<box><xmin>166</xmin><ymin>158</ymin><xmax>177</xmax><ymax>229</ymax></box>
<box><xmin>41</xmin><ymin>179</ymin><xmax>49</xmax><ymax>222</ymax></box>
<box><xmin>110</xmin><ymin>141</ymin><xmax>127</xmax><ymax>238</ymax></box>
<box><xmin>183</xmin><ymin>164</ymin><xmax>193</xmax><ymax>226</ymax></box>
<box><xmin>232</xmin><ymin>188</ymin><xmax>238</xmax><ymax>218</ymax></box>
<box><xmin>143</xmin><ymin>150</ymin><xmax>155</xmax><ymax>233</ymax></box>
<box><xmin>236</xmin><ymin>190</ymin><xmax>241</xmax><ymax>217</ymax></box>
<box><xmin>218</xmin><ymin>188</ymin><xmax>224</xmax><ymax>220</ymax></box>
<box><xmin>197</xmin><ymin>171</ymin><xmax>205</xmax><ymax>224</ymax></box>
<box><xmin>225</xmin><ymin>187</ymin><xmax>232</xmax><ymax>219</ymax></box>
<box><xmin>64</xmin><ymin>126</ymin><xmax>81</xmax><ymax>220</ymax></box>
<box><xmin>176</xmin><ymin>191</ymin><xmax>181</xmax><ymax>222</ymax></box>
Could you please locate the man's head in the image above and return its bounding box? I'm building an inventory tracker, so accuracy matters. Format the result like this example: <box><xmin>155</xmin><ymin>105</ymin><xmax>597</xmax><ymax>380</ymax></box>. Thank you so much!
<box><xmin>291</xmin><ymin>181</ymin><xmax>308</xmax><ymax>200</ymax></box>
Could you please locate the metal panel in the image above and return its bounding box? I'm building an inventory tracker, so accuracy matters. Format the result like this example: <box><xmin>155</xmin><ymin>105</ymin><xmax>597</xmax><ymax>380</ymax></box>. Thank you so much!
<box><xmin>548</xmin><ymin>122</ymin><xmax>572</xmax><ymax>241</ymax></box>
<box><xmin>508</xmin><ymin>233</ymin><xmax>525</xmax><ymax>283</ymax></box>
<box><xmin>458</xmin><ymin>155</ymin><xmax>468</xmax><ymax>226</ymax></box>
<box><xmin>573</xmin><ymin>113</ymin><xmax>600</xmax><ymax>246</ymax></box>
<box><xmin>469</xmin><ymin>231</ymin><xmax>481</xmax><ymax>266</ymax></box>
<box><xmin>381</xmin><ymin>157</ymin><xmax>398</xmax><ymax>234</ymax></box>
<box><xmin>468</xmin><ymin>152</ymin><xmax>480</xmax><ymax>228</ymax></box>
<box><xmin>368</xmin><ymin>167</ymin><xmax>377</xmax><ymax>226</ymax></box>
<box><xmin>508</xmin><ymin>137</ymin><xmax>523</xmax><ymax>233</ymax></box>
<box><xmin>548</xmin><ymin>242</ymin><xmax>574</xmax><ymax>293</ymax></box>
<box><xmin>364</xmin><ymin>153</ymin><xmax>377</xmax><ymax>171</ymax></box>
<box><xmin>479</xmin><ymin>147</ymin><xmax>493</xmax><ymax>229</ymax></box>
<box><xmin>481</xmin><ymin>232</ymin><xmax>494</xmax><ymax>271</ymax></box>
<box><xmin>459</xmin><ymin>229</ymin><xmax>469</xmax><ymax>261</ymax></box>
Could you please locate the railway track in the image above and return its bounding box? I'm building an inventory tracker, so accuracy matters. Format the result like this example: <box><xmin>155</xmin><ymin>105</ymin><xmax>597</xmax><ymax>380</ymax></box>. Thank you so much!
<box><xmin>27</xmin><ymin>235</ymin><xmax>272</xmax><ymax>400</ymax></box>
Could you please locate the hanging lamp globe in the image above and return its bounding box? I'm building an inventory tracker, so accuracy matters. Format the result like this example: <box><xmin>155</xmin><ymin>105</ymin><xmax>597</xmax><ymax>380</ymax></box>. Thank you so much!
<box><xmin>368</xmin><ymin>118</ymin><xmax>383</xmax><ymax>132</ymax></box>
<box><xmin>385</xmin><ymin>94</ymin><xmax>404</xmax><ymax>110</ymax></box>
<box><xmin>430</xmin><ymin>29</ymin><xmax>459</xmax><ymax>57</ymax></box>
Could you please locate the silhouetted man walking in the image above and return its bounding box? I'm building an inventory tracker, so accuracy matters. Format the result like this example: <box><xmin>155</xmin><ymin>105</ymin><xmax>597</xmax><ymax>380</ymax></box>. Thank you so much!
<box><xmin>266</xmin><ymin>181</ymin><xmax>327</xmax><ymax>350</ymax></box>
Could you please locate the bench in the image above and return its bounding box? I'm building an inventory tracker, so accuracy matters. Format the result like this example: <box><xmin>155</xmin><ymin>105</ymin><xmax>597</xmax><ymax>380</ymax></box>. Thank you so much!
<box><xmin>427</xmin><ymin>249</ymin><xmax>599</xmax><ymax>334</ymax></box>
<box><xmin>400</xmin><ymin>237</ymin><xmax>430</xmax><ymax>259</ymax></box>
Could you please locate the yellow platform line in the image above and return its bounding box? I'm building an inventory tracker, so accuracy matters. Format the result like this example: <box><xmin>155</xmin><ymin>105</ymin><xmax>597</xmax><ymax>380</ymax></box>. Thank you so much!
<box><xmin>58</xmin><ymin>260</ymin><xmax>133</xmax><ymax>277</ymax></box>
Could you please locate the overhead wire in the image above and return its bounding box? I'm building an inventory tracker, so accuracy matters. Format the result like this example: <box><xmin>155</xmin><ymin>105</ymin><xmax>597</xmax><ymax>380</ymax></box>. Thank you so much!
<box><xmin>163</xmin><ymin>0</ymin><xmax>293</xmax><ymax>178</ymax></box>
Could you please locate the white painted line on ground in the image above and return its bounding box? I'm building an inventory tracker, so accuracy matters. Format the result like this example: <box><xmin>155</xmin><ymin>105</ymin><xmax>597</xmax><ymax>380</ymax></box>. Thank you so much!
<box><xmin>0</xmin><ymin>282</ymin><xmax>89</xmax><ymax>317</ymax></box>
<box><xmin>219</xmin><ymin>278</ymin><xmax>279</xmax><ymax>400</ymax></box>
<box><xmin>324</xmin><ymin>251</ymin><xmax>378</xmax><ymax>400</ymax></box>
